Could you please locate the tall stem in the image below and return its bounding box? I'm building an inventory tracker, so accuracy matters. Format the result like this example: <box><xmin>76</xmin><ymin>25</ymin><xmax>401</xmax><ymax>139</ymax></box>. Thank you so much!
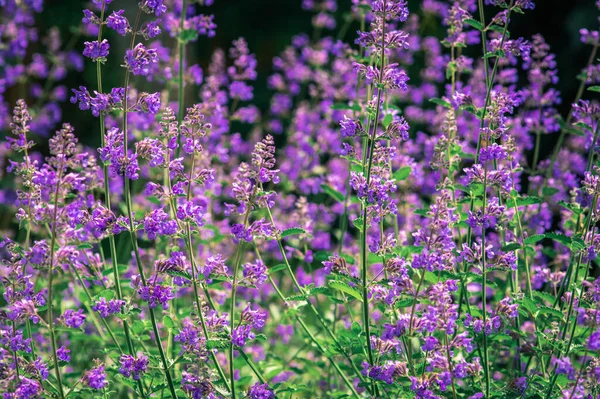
<box><xmin>262</xmin><ymin>205</ymin><xmax>369</xmax><ymax>389</ymax></box>
<box><xmin>359</xmin><ymin>5</ymin><xmax>386</xmax><ymax>394</ymax></box>
<box><xmin>95</xmin><ymin>4</ymin><xmax>140</xmax><ymax>385</ymax></box>
<box><xmin>121</xmin><ymin>9</ymin><xmax>177</xmax><ymax>399</ymax></box>
<box><xmin>228</xmin><ymin>206</ymin><xmax>252</xmax><ymax>399</ymax></box>
<box><xmin>47</xmin><ymin>150</ymin><xmax>65</xmax><ymax>399</ymax></box>
<box><xmin>175</xmin><ymin>0</ymin><xmax>187</xmax><ymax>159</ymax></box>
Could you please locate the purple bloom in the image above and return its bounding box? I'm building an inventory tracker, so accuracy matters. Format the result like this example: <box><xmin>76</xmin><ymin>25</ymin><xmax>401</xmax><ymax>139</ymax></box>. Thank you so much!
<box><xmin>57</xmin><ymin>346</ymin><xmax>71</xmax><ymax>362</ymax></box>
<box><xmin>106</xmin><ymin>10</ymin><xmax>129</xmax><ymax>36</ymax></box>
<box><xmin>83</xmin><ymin>40</ymin><xmax>109</xmax><ymax>61</ymax></box>
<box><xmin>232</xmin><ymin>324</ymin><xmax>255</xmax><ymax>347</ymax></box>
<box><xmin>84</xmin><ymin>364</ymin><xmax>107</xmax><ymax>390</ymax></box>
<box><xmin>92</xmin><ymin>297</ymin><xmax>125</xmax><ymax>318</ymax></box>
<box><xmin>61</xmin><ymin>309</ymin><xmax>86</xmax><ymax>328</ymax></box>
<box><xmin>125</xmin><ymin>43</ymin><xmax>158</xmax><ymax>76</ymax></box>
<box><xmin>119</xmin><ymin>354</ymin><xmax>149</xmax><ymax>380</ymax></box>
<box><xmin>589</xmin><ymin>331</ymin><xmax>600</xmax><ymax>351</ymax></box>
<box><xmin>248</xmin><ymin>382</ymin><xmax>275</xmax><ymax>399</ymax></box>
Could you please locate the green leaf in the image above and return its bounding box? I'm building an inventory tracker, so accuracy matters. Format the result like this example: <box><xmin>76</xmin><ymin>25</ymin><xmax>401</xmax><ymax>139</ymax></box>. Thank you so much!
<box><xmin>501</xmin><ymin>243</ymin><xmax>522</xmax><ymax>252</ymax></box>
<box><xmin>353</xmin><ymin>217</ymin><xmax>364</xmax><ymax>232</ymax></box>
<box><xmin>166</xmin><ymin>269</ymin><xmax>191</xmax><ymax>280</ymax></box>
<box><xmin>382</xmin><ymin>114</ymin><xmax>394</xmax><ymax>129</ymax></box>
<box><xmin>538</xmin><ymin>306</ymin><xmax>564</xmax><ymax>320</ymax></box>
<box><xmin>588</xmin><ymin>86</ymin><xmax>600</xmax><ymax>93</ymax></box>
<box><xmin>393</xmin><ymin>166</ymin><xmax>412</xmax><ymax>181</ymax></box>
<box><xmin>163</xmin><ymin>315</ymin><xmax>175</xmax><ymax>329</ymax></box>
<box><xmin>542</xmin><ymin>187</ymin><xmax>560</xmax><ymax>197</ymax></box>
<box><xmin>207</xmin><ymin>338</ymin><xmax>230</xmax><ymax>349</ymax></box>
<box><xmin>558</xmin><ymin>200</ymin><xmax>582</xmax><ymax>215</ymax></box>
<box><xmin>98</xmin><ymin>289</ymin><xmax>115</xmax><ymax>301</ymax></box>
<box><xmin>131</xmin><ymin>320</ymin><xmax>145</xmax><ymax>335</ymax></box>
<box><xmin>179</xmin><ymin>29</ymin><xmax>198</xmax><ymax>44</ymax></box>
<box><xmin>77</xmin><ymin>243</ymin><xmax>93</xmax><ymax>250</ymax></box>
<box><xmin>524</xmin><ymin>234</ymin><xmax>545</xmax><ymax>245</ymax></box>
<box><xmin>331</xmin><ymin>103</ymin><xmax>361</xmax><ymax>111</ymax></box>
<box><xmin>488</xmin><ymin>24</ymin><xmax>510</xmax><ymax>38</ymax></box>
<box><xmin>506</xmin><ymin>196</ymin><xmax>542</xmax><ymax>208</ymax></box>
<box><xmin>281</xmin><ymin>228</ymin><xmax>306</xmax><ymax>238</ymax></box>
<box><xmin>483</xmin><ymin>50</ymin><xmax>505</xmax><ymax>59</ymax></box>
<box><xmin>546</xmin><ymin>232</ymin><xmax>572</xmax><ymax>247</ymax></box>
<box><xmin>328</xmin><ymin>280</ymin><xmax>363</xmax><ymax>302</ymax></box>
<box><xmin>429</xmin><ymin>97</ymin><xmax>451</xmax><ymax>109</ymax></box>
<box><xmin>321</xmin><ymin>184</ymin><xmax>345</xmax><ymax>203</ymax></box>
<box><xmin>269</xmin><ymin>264</ymin><xmax>287</xmax><ymax>273</ymax></box>
<box><xmin>464</xmin><ymin>18</ymin><xmax>484</xmax><ymax>31</ymax></box>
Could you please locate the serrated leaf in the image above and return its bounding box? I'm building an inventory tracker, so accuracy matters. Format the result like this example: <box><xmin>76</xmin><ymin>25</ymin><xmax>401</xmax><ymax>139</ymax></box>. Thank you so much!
<box><xmin>393</xmin><ymin>166</ymin><xmax>412</xmax><ymax>181</ymax></box>
<box><xmin>163</xmin><ymin>315</ymin><xmax>175</xmax><ymax>329</ymax></box>
<box><xmin>501</xmin><ymin>243</ymin><xmax>522</xmax><ymax>252</ymax></box>
<box><xmin>98</xmin><ymin>289</ymin><xmax>115</xmax><ymax>301</ymax></box>
<box><xmin>328</xmin><ymin>280</ymin><xmax>363</xmax><ymax>302</ymax></box>
<box><xmin>331</xmin><ymin>103</ymin><xmax>361</xmax><ymax>111</ymax></box>
<box><xmin>281</xmin><ymin>228</ymin><xmax>306</xmax><ymax>238</ymax></box>
<box><xmin>429</xmin><ymin>97</ymin><xmax>451</xmax><ymax>109</ymax></box>
<box><xmin>131</xmin><ymin>320</ymin><xmax>145</xmax><ymax>335</ymax></box>
<box><xmin>524</xmin><ymin>234</ymin><xmax>545</xmax><ymax>245</ymax></box>
<box><xmin>464</xmin><ymin>18</ymin><xmax>484</xmax><ymax>31</ymax></box>
<box><xmin>353</xmin><ymin>217</ymin><xmax>364</xmax><ymax>232</ymax></box>
<box><xmin>166</xmin><ymin>269</ymin><xmax>191</xmax><ymax>280</ymax></box>
<box><xmin>321</xmin><ymin>184</ymin><xmax>345</xmax><ymax>203</ymax></box>
<box><xmin>382</xmin><ymin>114</ymin><xmax>393</xmax><ymax>129</ymax></box>
<box><xmin>542</xmin><ymin>187</ymin><xmax>559</xmax><ymax>196</ymax></box>
<box><xmin>546</xmin><ymin>232</ymin><xmax>572</xmax><ymax>246</ymax></box>
<box><xmin>506</xmin><ymin>196</ymin><xmax>542</xmax><ymax>208</ymax></box>
<box><xmin>179</xmin><ymin>28</ymin><xmax>198</xmax><ymax>44</ymax></box>
<box><xmin>558</xmin><ymin>200</ymin><xmax>582</xmax><ymax>215</ymax></box>
<box><xmin>538</xmin><ymin>306</ymin><xmax>564</xmax><ymax>320</ymax></box>
<box><xmin>269</xmin><ymin>264</ymin><xmax>287</xmax><ymax>273</ymax></box>
<box><xmin>207</xmin><ymin>338</ymin><xmax>230</xmax><ymax>349</ymax></box>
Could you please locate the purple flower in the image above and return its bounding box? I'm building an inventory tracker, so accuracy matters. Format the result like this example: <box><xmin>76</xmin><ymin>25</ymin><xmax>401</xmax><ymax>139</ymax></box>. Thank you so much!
<box><xmin>119</xmin><ymin>354</ymin><xmax>149</xmax><ymax>380</ymax></box>
<box><xmin>136</xmin><ymin>282</ymin><xmax>175</xmax><ymax>309</ymax></box>
<box><xmin>138</xmin><ymin>92</ymin><xmax>161</xmax><ymax>114</ymax></box>
<box><xmin>125</xmin><ymin>43</ymin><xmax>158</xmax><ymax>76</ymax></box>
<box><xmin>61</xmin><ymin>309</ymin><xmax>86</xmax><ymax>328</ymax></box>
<box><xmin>106</xmin><ymin>10</ymin><xmax>129</xmax><ymax>36</ymax></box>
<box><xmin>139</xmin><ymin>0</ymin><xmax>167</xmax><ymax>16</ymax></box>
<box><xmin>232</xmin><ymin>324</ymin><xmax>255</xmax><ymax>347</ymax></box>
<box><xmin>588</xmin><ymin>331</ymin><xmax>600</xmax><ymax>351</ymax></box>
<box><xmin>84</xmin><ymin>364</ymin><xmax>107</xmax><ymax>390</ymax></box>
<box><xmin>229</xmin><ymin>81</ymin><xmax>254</xmax><ymax>101</ymax></box>
<box><xmin>243</xmin><ymin>260</ymin><xmax>268</xmax><ymax>286</ymax></box>
<box><xmin>57</xmin><ymin>346</ymin><xmax>71</xmax><ymax>362</ymax></box>
<box><xmin>248</xmin><ymin>382</ymin><xmax>275</xmax><ymax>399</ymax></box>
<box><xmin>83</xmin><ymin>40</ymin><xmax>109</xmax><ymax>61</ymax></box>
<box><xmin>92</xmin><ymin>297</ymin><xmax>125</xmax><ymax>318</ymax></box>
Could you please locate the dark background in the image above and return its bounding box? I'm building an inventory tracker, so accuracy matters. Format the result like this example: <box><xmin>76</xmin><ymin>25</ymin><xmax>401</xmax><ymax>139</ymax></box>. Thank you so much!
<box><xmin>17</xmin><ymin>0</ymin><xmax>600</xmax><ymax>146</ymax></box>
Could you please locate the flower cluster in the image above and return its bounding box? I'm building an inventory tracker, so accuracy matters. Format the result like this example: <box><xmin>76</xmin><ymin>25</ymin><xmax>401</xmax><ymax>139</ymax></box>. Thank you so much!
<box><xmin>2</xmin><ymin>0</ymin><xmax>600</xmax><ymax>398</ymax></box>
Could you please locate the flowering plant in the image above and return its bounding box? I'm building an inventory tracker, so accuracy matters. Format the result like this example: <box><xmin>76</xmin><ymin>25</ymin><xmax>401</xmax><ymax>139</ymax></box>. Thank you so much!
<box><xmin>1</xmin><ymin>0</ymin><xmax>600</xmax><ymax>398</ymax></box>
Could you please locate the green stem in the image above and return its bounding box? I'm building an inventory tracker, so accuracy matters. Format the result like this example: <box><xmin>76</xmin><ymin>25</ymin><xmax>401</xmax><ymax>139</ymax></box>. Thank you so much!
<box><xmin>261</xmin><ymin>261</ymin><xmax>360</xmax><ymax>399</ymax></box>
<box><xmin>263</xmin><ymin>206</ymin><xmax>368</xmax><ymax>387</ymax></box>
<box><xmin>228</xmin><ymin>207</ymin><xmax>252</xmax><ymax>399</ymax></box>
<box><xmin>121</xmin><ymin>9</ymin><xmax>177</xmax><ymax>399</ymax></box>
<box><xmin>47</xmin><ymin>150</ymin><xmax>65</xmax><ymax>399</ymax></box>
<box><xmin>175</xmin><ymin>0</ymin><xmax>187</xmax><ymax>159</ymax></box>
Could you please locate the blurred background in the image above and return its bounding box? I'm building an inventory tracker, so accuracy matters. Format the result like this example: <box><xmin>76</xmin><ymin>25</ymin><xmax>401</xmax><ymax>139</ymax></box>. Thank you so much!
<box><xmin>2</xmin><ymin>0</ymin><xmax>599</xmax><ymax>145</ymax></box>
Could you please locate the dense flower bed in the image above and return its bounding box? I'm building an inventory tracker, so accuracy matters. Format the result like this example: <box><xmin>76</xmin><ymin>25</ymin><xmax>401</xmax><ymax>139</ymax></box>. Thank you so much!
<box><xmin>1</xmin><ymin>0</ymin><xmax>600</xmax><ymax>398</ymax></box>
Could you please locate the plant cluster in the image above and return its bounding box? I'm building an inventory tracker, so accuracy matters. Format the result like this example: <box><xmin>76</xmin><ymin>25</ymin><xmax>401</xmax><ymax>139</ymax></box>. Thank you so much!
<box><xmin>1</xmin><ymin>0</ymin><xmax>600</xmax><ymax>398</ymax></box>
